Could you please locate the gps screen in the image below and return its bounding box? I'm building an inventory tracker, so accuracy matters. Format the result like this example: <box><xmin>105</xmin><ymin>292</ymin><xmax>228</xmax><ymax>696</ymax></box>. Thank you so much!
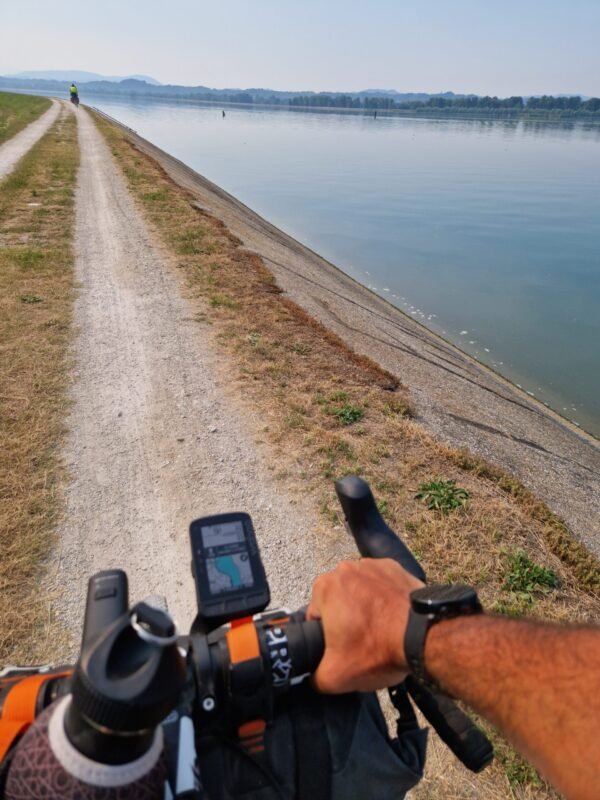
<box><xmin>201</xmin><ymin>521</ymin><xmax>255</xmax><ymax>595</ymax></box>
<box><xmin>201</xmin><ymin>521</ymin><xmax>246</xmax><ymax>549</ymax></box>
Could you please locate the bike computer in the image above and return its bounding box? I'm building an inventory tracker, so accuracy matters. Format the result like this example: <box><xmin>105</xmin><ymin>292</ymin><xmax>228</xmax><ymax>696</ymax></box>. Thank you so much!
<box><xmin>189</xmin><ymin>512</ymin><xmax>270</xmax><ymax>624</ymax></box>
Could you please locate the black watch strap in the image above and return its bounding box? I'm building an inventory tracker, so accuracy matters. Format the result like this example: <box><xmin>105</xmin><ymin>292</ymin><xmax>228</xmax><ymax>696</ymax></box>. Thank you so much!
<box><xmin>404</xmin><ymin>586</ymin><xmax>483</xmax><ymax>690</ymax></box>
<box><xmin>404</xmin><ymin>608</ymin><xmax>438</xmax><ymax>689</ymax></box>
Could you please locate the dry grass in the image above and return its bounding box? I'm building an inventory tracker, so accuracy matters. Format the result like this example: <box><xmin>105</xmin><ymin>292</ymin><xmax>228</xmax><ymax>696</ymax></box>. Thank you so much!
<box><xmin>0</xmin><ymin>91</ymin><xmax>51</xmax><ymax>145</ymax></box>
<box><xmin>0</xmin><ymin>107</ymin><xmax>78</xmax><ymax>662</ymax></box>
<box><xmin>95</xmin><ymin>113</ymin><xmax>599</xmax><ymax>799</ymax></box>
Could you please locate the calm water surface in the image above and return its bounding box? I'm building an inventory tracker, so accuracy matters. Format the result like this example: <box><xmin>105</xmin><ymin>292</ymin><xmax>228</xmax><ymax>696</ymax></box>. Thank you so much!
<box><xmin>87</xmin><ymin>97</ymin><xmax>600</xmax><ymax>436</ymax></box>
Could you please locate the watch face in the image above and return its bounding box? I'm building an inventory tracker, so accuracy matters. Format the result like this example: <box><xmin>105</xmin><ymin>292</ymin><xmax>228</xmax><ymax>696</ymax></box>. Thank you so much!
<box><xmin>411</xmin><ymin>584</ymin><xmax>481</xmax><ymax>616</ymax></box>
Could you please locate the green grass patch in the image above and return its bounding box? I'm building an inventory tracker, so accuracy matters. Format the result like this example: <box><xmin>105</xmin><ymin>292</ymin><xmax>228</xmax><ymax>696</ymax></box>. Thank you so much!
<box><xmin>490</xmin><ymin>596</ymin><xmax>531</xmax><ymax>617</ymax></box>
<box><xmin>383</xmin><ymin>398</ymin><xmax>413</xmax><ymax>418</ymax></box>
<box><xmin>415</xmin><ymin>479</ymin><xmax>469</xmax><ymax>513</ymax></box>
<box><xmin>329</xmin><ymin>390</ymin><xmax>349</xmax><ymax>402</ymax></box>
<box><xmin>0</xmin><ymin>91</ymin><xmax>51</xmax><ymax>145</ymax></box>
<box><xmin>209</xmin><ymin>292</ymin><xmax>239</xmax><ymax>309</ymax></box>
<box><xmin>333</xmin><ymin>403</ymin><xmax>364</xmax><ymax>425</ymax></box>
<box><xmin>502</xmin><ymin>550</ymin><xmax>559</xmax><ymax>596</ymax></box>
<box><xmin>449</xmin><ymin>449</ymin><xmax>600</xmax><ymax>595</ymax></box>
<box><xmin>494</xmin><ymin>737</ymin><xmax>545</xmax><ymax>790</ymax></box>
<box><xmin>290</xmin><ymin>343</ymin><xmax>311</xmax><ymax>355</ymax></box>
<box><xmin>14</xmin><ymin>247</ymin><xmax>46</xmax><ymax>269</ymax></box>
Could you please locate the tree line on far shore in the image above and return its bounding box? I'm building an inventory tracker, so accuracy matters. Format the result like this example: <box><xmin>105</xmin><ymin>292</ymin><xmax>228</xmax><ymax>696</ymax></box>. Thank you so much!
<box><xmin>286</xmin><ymin>94</ymin><xmax>600</xmax><ymax>115</ymax></box>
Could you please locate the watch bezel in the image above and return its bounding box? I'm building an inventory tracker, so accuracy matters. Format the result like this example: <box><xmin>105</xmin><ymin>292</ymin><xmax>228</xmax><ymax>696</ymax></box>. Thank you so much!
<box><xmin>410</xmin><ymin>584</ymin><xmax>481</xmax><ymax>618</ymax></box>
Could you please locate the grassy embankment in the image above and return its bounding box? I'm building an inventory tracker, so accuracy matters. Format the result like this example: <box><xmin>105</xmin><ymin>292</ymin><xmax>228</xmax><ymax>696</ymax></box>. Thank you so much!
<box><xmin>95</xmin><ymin>112</ymin><xmax>599</xmax><ymax>799</ymax></box>
<box><xmin>0</xmin><ymin>104</ymin><xmax>78</xmax><ymax>662</ymax></box>
<box><xmin>0</xmin><ymin>92</ymin><xmax>51</xmax><ymax>145</ymax></box>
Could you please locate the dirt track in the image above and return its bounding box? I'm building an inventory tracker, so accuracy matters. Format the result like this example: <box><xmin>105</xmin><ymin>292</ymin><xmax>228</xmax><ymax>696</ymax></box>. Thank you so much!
<box><xmin>111</xmin><ymin>123</ymin><xmax>600</xmax><ymax>555</ymax></box>
<box><xmin>49</xmin><ymin>107</ymin><xmax>329</xmax><ymax>644</ymax></box>
<box><xmin>0</xmin><ymin>100</ymin><xmax>60</xmax><ymax>180</ymax></box>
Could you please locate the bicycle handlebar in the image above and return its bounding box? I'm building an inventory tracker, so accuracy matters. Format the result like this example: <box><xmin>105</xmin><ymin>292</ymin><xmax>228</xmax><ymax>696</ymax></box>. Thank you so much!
<box><xmin>335</xmin><ymin>475</ymin><xmax>426</xmax><ymax>581</ymax></box>
<box><xmin>1</xmin><ymin>475</ymin><xmax>492</xmax><ymax>800</ymax></box>
<box><xmin>335</xmin><ymin>475</ymin><xmax>493</xmax><ymax>773</ymax></box>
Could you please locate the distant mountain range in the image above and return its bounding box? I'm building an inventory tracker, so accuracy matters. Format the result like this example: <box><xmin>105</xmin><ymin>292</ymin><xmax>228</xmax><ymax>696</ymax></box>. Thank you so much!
<box><xmin>0</xmin><ymin>75</ymin><xmax>594</xmax><ymax>114</ymax></box>
<box><xmin>0</xmin><ymin>74</ymin><xmax>467</xmax><ymax>104</ymax></box>
<box><xmin>11</xmin><ymin>70</ymin><xmax>162</xmax><ymax>85</ymax></box>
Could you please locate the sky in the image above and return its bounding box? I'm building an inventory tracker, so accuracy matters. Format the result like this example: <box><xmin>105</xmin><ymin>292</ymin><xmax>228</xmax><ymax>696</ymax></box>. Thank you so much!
<box><xmin>1</xmin><ymin>0</ymin><xmax>599</xmax><ymax>97</ymax></box>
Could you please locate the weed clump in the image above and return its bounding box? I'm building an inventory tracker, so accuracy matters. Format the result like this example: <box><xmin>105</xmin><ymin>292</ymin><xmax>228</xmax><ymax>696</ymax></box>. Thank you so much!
<box><xmin>415</xmin><ymin>479</ymin><xmax>469</xmax><ymax>513</ymax></box>
<box><xmin>334</xmin><ymin>404</ymin><xmax>364</xmax><ymax>426</ymax></box>
<box><xmin>502</xmin><ymin>550</ymin><xmax>559</xmax><ymax>596</ymax></box>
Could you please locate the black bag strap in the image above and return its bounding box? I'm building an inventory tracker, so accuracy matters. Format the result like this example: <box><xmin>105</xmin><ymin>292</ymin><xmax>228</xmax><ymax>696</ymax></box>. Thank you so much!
<box><xmin>292</xmin><ymin>685</ymin><xmax>331</xmax><ymax>800</ymax></box>
<box><xmin>389</xmin><ymin>682</ymin><xmax>420</xmax><ymax>739</ymax></box>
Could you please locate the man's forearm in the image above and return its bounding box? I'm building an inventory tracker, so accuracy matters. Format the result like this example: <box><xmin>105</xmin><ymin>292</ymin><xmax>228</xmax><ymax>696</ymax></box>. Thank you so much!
<box><xmin>308</xmin><ymin>559</ymin><xmax>599</xmax><ymax>797</ymax></box>
<box><xmin>421</xmin><ymin>615</ymin><xmax>600</xmax><ymax>799</ymax></box>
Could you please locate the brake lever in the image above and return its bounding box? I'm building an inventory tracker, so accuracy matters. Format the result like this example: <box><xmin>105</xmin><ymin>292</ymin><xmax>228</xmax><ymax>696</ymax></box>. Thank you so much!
<box><xmin>335</xmin><ymin>475</ymin><xmax>493</xmax><ymax>773</ymax></box>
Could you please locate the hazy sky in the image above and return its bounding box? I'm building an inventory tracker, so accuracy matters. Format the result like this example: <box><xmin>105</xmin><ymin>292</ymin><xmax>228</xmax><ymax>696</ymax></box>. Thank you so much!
<box><xmin>1</xmin><ymin>0</ymin><xmax>599</xmax><ymax>96</ymax></box>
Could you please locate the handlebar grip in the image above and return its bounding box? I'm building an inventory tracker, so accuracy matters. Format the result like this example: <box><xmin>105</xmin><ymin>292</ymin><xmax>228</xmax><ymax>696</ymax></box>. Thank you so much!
<box><xmin>335</xmin><ymin>475</ymin><xmax>426</xmax><ymax>581</ymax></box>
<box><xmin>285</xmin><ymin>620</ymin><xmax>325</xmax><ymax>677</ymax></box>
<box><xmin>405</xmin><ymin>677</ymin><xmax>493</xmax><ymax>773</ymax></box>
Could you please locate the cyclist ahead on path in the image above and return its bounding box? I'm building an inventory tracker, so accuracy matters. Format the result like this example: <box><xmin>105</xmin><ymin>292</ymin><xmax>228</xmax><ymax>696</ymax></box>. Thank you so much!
<box><xmin>69</xmin><ymin>82</ymin><xmax>79</xmax><ymax>104</ymax></box>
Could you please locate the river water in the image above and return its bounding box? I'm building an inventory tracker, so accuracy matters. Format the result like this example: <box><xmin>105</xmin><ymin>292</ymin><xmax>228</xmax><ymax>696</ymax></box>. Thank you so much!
<box><xmin>84</xmin><ymin>96</ymin><xmax>600</xmax><ymax>437</ymax></box>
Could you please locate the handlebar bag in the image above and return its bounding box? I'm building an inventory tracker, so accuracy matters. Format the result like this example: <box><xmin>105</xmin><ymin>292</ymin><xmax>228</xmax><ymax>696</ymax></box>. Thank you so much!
<box><xmin>196</xmin><ymin>683</ymin><xmax>427</xmax><ymax>800</ymax></box>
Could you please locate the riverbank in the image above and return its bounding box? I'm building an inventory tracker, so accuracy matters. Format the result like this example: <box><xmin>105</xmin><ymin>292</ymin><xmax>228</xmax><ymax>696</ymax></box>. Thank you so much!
<box><xmin>95</xmin><ymin>109</ymin><xmax>600</xmax><ymax>555</ymax></box>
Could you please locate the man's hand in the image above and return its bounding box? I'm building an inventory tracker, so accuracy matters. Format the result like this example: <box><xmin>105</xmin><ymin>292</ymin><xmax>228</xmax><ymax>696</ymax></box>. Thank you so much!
<box><xmin>308</xmin><ymin>557</ymin><xmax>600</xmax><ymax>799</ymax></box>
<box><xmin>306</xmin><ymin>558</ymin><xmax>423</xmax><ymax>693</ymax></box>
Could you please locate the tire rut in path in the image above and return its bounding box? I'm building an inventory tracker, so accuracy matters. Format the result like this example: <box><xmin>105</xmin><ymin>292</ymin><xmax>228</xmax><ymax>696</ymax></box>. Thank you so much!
<box><xmin>50</xmin><ymin>108</ymin><xmax>327</xmax><ymax>647</ymax></box>
<box><xmin>0</xmin><ymin>100</ymin><xmax>60</xmax><ymax>180</ymax></box>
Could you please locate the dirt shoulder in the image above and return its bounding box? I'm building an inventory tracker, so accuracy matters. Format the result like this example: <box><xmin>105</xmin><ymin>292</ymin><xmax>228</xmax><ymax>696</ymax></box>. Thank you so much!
<box><xmin>101</xmin><ymin>117</ymin><xmax>599</xmax><ymax>554</ymax></box>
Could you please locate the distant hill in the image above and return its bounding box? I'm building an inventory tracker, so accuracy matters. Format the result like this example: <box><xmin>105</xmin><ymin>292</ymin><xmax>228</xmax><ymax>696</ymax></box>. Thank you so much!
<box><xmin>13</xmin><ymin>70</ymin><xmax>161</xmax><ymax>85</ymax></box>
<box><xmin>0</xmin><ymin>76</ymin><xmax>597</xmax><ymax>116</ymax></box>
<box><xmin>0</xmin><ymin>75</ymin><xmax>467</xmax><ymax>105</ymax></box>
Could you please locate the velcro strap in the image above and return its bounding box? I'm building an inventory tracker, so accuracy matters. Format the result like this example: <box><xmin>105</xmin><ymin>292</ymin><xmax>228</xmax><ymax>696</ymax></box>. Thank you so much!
<box><xmin>0</xmin><ymin>673</ymin><xmax>68</xmax><ymax>762</ymax></box>
<box><xmin>293</xmin><ymin>685</ymin><xmax>331</xmax><ymax>800</ymax></box>
<box><xmin>238</xmin><ymin>719</ymin><xmax>266</xmax><ymax>754</ymax></box>
<box><xmin>226</xmin><ymin>623</ymin><xmax>260</xmax><ymax>663</ymax></box>
<box><xmin>0</xmin><ymin>721</ymin><xmax>29</xmax><ymax>763</ymax></box>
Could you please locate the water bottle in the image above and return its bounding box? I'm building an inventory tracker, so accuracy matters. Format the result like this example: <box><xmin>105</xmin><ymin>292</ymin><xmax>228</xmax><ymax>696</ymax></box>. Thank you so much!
<box><xmin>4</xmin><ymin>571</ymin><xmax>187</xmax><ymax>799</ymax></box>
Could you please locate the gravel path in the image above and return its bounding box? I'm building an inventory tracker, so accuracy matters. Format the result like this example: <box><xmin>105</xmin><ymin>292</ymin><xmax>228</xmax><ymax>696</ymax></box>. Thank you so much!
<box><xmin>0</xmin><ymin>100</ymin><xmax>60</xmax><ymax>180</ymax></box>
<box><xmin>49</xmin><ymin>107</ymin><xmax>328</xmax><ymax>647</ymax></box>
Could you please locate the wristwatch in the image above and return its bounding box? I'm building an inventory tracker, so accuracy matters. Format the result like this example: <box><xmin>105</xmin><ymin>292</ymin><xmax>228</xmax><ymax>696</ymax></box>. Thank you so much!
<box><xmin>404</xmin><ymin>584</ymin><xmax>483</xmax><ymax>689</ymax></box>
